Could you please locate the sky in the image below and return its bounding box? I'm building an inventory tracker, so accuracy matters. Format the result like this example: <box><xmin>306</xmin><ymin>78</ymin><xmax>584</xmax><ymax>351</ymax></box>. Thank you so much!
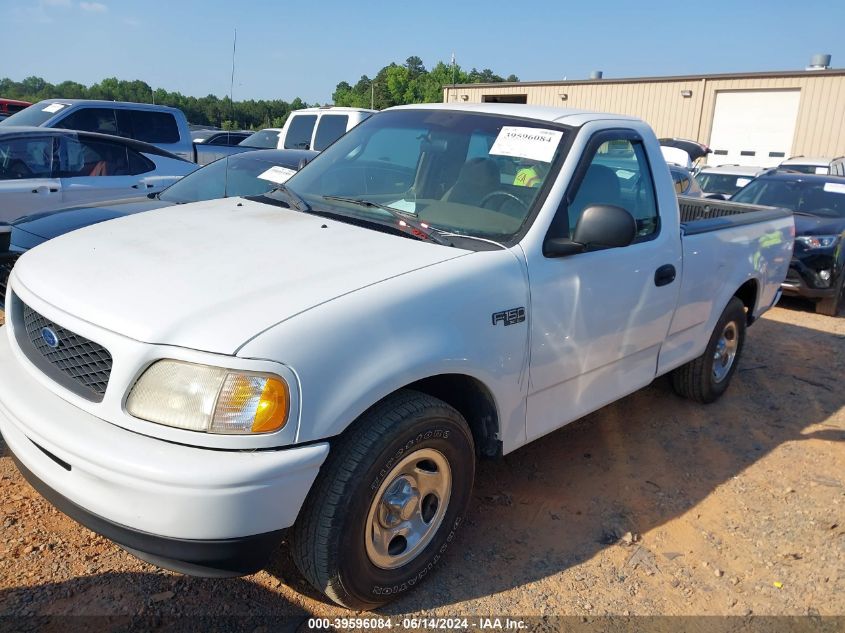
<box><xmin>5</xmin><ymin>0</ymin><xmax>845</xmax><ymax>104</ymax></box>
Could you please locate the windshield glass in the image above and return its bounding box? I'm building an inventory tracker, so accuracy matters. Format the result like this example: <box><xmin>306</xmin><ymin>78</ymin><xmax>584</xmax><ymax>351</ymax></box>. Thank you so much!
<box><xmin>0</xmin><ymin>101</ymin><xmax>69</xmax><ymax>127</ymax></box>
<box><xmin>240</xmin><ymin>130</ymin><xmax>280</xmax><ymax>148</ymax></box>
<box><xmin>160</xmin><ymin>154</ymin><xmax>293</xmax><ymax>204</ymax></box>
<box><xmin>732</xmin><ymin>178</ymin><xmax>845</xmax><ymax>218</ymax></box>
<box><xmin>280</xmin><ymin>109</ymin><xmax>568</xmax><ymax>242</ymax></box>
<box><xmin>782</xmin><ymin>164</ymin><xmax>828</xmax><ymax>175</ymax></box>
<box><xmin>696</xmin><ymin>172</ymin><xmax>753</xmax><ymax>196</ymax></box>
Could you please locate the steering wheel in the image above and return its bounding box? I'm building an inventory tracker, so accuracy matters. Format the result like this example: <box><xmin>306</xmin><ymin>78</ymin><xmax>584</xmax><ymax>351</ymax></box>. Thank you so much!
<box><xmin>480</xmin><ymin>190</ymin><xmax>528</xmax><ymax>211</ymax></box>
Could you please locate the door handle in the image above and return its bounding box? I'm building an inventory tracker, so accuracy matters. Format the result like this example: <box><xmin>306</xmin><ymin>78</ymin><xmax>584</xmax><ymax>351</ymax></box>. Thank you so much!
<box><xmin>654</xmin><ymin>264</ymin><xmax>676</xmax><ymax>287</ymax></box>
<box><xmin>132</xmin><ymin>182</ymin><xmax>154</xmax><ymax>189</ymax></box>
<box><xmin>31</xmin><ymin>187</ymin><xmax>59</xmax><ymax>194</ymax></box>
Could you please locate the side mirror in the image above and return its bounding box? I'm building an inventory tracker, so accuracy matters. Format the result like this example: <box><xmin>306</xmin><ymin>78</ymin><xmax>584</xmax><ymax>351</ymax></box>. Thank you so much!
<box><xmin>543</xmin><ymin>204</ymin><xmax>637</xmax><ymax>257</ymax></box>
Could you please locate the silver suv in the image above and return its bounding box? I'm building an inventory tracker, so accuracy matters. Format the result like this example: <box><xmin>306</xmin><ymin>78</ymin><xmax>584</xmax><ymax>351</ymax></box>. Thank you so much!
<box><xmin>0</xmin><ymin>99</ymin><xmax>193</xmax><ymax>161</ymax></box>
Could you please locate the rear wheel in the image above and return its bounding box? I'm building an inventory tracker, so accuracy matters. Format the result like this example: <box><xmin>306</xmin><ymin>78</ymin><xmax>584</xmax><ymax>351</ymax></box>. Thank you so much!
<box><xmin>671</xmin><ymin>297</ymin><xmax>746</xmax><ymax>403</ymax></box>
<box><xmin>291</xmin><ymin>390</ymin><xmax>475</xmax><ymax>609</ymax></box>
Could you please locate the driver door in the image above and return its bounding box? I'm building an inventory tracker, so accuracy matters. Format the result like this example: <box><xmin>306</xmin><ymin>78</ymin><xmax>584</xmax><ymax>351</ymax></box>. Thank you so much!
<box><xmin>525</xmin><ymin>129</ymin><xmax>682</xmax><ymax>442</ymax></box>
<box><xmin>0</xmin><ymin>135</ymin><xmax>61</xmax><ymax>223</ymax></box>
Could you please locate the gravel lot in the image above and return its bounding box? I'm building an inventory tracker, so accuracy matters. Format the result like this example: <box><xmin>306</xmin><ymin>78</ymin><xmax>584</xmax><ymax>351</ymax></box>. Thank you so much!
<box><xmin>1</xmin><ymin>300</ymin><xmax>844</xmax><ymax>623</ymax></box>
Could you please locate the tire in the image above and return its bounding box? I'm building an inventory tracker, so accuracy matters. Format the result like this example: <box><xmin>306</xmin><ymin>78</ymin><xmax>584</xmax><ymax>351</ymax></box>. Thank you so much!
<box><xmin>291</xmin><ymin>389</ymin><xmax>475</xmax><ymax>610</ymax></box>
<box><xmin>815</xmin><ymin>277</ymin><xmax>844</xmax><ymax>316</ymax></box>
<box><xmin>671</xmin><ymin>296</ymin><xmax>746</xmax><ymax>404</ymax></box>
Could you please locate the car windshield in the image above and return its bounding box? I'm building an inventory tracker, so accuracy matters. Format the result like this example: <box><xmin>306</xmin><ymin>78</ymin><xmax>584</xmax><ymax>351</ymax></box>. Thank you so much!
<box><xmin>240</xmin><ymin>130</ymin><xmax>279</xmax><ymax>148</ymax></box>
<box><xmin>159</xmin><ymin>154</ymin><xmax>295</xmax><ymax>204</ymax></box>
<box><xmin>696</xmin><ymin>172</ymin><xmax>753</xmax><ymax>196</ymax></box>
<box><xmin>0</xmin><ymin>101</ymin><xmax>69</xmax><ymax>127</ymax></box>
<box><xmin>732</xmin><ymin>178</ymin><xmax>845</xmax><ymax>218</ymax></box>
<box><xmin>782</xmin><ymin>164</ymin><xmax>828</xmax><ymax>175</ymax></box>
<box><xmin>278</xmin><ymin>109</ymin><xmax>569</xmax><ymax>243</ymax></box>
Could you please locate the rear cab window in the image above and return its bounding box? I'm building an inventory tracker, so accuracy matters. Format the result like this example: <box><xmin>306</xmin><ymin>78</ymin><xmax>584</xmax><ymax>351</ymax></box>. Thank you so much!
<box><xmin>314</xmin><ymin>115</ymin><xmax>349</xmax><ymax>151</ymax></box>
<box><xmin>122</xmin><ymin>110</ymin><xmax>180</xmax><ymax>144</ymax></box>
<box><xmin>284</xmin><ymin>115</ymin><xmax>318</xmax><ymax>149</ymax></box>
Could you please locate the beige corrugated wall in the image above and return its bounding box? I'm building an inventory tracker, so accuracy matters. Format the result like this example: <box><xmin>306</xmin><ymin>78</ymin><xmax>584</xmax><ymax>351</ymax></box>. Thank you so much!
<box><xmin>445</xmin><ymin>74</ymin><xmax>845</xmax><ymax>158</ymax></box>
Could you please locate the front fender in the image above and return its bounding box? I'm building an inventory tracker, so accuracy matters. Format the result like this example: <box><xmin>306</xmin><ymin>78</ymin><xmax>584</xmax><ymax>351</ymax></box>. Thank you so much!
<box><xmin>237</xmin><ymin>249</ymin><xmax>530</xmax><ymax>453</ymax></box>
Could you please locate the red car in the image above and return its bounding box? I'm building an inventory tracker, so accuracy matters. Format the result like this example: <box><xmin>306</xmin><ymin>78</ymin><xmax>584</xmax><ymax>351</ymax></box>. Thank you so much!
<box><xmin>0</xmin><ymin>98</ymin><xmax>33</xmax><ymax>121</ymax></box>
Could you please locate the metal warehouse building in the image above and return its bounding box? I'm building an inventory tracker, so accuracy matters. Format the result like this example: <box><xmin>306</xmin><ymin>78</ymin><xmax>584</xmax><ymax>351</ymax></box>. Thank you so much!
<box><xmin>442</xmin><ymin>64</ymin><xmax>845</xmax><ymax>167</ymax></box>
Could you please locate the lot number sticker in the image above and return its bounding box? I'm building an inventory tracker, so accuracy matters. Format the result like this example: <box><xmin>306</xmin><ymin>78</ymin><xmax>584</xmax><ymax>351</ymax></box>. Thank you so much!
<box><xmin>736</xmin><ymin>177</ymin><xmax>752</xmax><ymax>187</ymax></box>
<box><xmin>258</xmin><ymin>166</ymin><xmax>297</xmax><ymax>184</ymax></box>
<box><xmin>41</xmin><ymin>103</ymin><xmax>68</xmax><ymax>114</ymax></box>
<box><xmin>490</xmin><ymin>126</ymin><xmax>563</xmax><ymax>163</ymax></box>
<box><xmin>823</xmin><ymin>182</ymin><xmax>845</xmax><ymax>194</ymax></box>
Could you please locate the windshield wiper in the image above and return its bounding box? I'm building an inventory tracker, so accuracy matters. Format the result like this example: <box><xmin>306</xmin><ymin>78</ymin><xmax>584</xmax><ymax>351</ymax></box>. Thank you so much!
<box><xmin>322</xmin><ymin>195</ymin><xmax>454</xmax><ymax>246</ymax></box>
<box><xmin>270</xmin><ymin>184</ymin><xmax>311</xmax><ymax>212</ymax></box>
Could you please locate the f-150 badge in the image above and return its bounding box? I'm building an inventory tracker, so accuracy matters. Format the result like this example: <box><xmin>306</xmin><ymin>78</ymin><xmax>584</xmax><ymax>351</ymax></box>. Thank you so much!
<box><xmin>492</xmin><ymin>308</ymin><xmax>526</xmax><ymax>326</ymax></box>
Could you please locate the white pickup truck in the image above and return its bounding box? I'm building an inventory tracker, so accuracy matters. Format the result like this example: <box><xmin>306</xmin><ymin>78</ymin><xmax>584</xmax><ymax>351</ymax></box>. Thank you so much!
<box><xmin>0</xmin><ymin>104</ymin><xmax>792</xmax><ymax>609</ymax></box>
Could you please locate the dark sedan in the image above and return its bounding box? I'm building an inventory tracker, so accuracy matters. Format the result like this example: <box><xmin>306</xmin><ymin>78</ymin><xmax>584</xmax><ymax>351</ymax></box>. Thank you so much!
<box><xmin>1</xmin><ymin>148</ymin><xmax>317</xmax><ymax>308</ymax></box>
<box><xmin>731</xmin><ymin>172</ymin><xmax>845</xmax><ymax>315</ymax></box>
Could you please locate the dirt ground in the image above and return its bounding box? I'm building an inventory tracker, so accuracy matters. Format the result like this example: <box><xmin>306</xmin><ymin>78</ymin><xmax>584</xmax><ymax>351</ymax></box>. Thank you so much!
<box><xmin>1</xmin><ymin>299</ymin><xmax>844</xmax><ymax>623</ymax></box>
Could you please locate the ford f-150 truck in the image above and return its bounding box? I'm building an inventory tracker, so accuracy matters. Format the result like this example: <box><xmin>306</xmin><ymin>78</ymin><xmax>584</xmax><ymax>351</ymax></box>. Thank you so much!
<box><xmin>0</xmin><ymin>104</ymin><xmax>792</xmax><ymax>609</ymax></box>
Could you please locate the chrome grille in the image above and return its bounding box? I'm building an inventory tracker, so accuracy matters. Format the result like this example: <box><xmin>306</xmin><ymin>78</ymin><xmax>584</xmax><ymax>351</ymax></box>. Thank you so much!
<box><xmin>20</xmin><ymin>302</ymin><xmax>112</xmax><ymax>401</ymax></box>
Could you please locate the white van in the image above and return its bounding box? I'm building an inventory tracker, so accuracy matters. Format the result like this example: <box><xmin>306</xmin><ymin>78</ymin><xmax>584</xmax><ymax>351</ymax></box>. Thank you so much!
<box><xmin>240</xmin><ymin>107</ymin><xmax>375</xmax><ymax>152</ymax></box>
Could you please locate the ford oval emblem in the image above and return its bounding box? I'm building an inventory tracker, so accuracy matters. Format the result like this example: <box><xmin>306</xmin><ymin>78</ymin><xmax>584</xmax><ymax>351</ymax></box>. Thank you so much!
<box><xmin>41</xmin><ymin>327</ymin><xmax>60</xmax><ymax>349</ymax></box>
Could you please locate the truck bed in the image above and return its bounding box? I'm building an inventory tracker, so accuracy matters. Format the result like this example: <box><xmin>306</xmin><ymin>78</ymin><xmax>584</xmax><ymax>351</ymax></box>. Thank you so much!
<box><xmin>678</xmin><ymin>196</ymin><xmax>792</xmax><ymax>234</ymax></box>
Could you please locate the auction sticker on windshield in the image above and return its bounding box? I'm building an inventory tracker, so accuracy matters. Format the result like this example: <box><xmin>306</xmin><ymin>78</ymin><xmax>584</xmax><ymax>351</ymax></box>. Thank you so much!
<box><xmin>41</xmin><ymin>103</ymin><xmax>68</xmax><ymax>114</ymax></box>
<box><xmin>490</xmin><ymin>126</ymin><xmax>563</xmax><ymax>163</ymax></box>
<box><xmin>736</xmin><ymin>177</ymin><xmax>752</xmax><ymax>187</ymax></box>
<box><xmin>258</xmin><ymin>166</ymin><xmax>297</xmax><ymax>185</ymax></box>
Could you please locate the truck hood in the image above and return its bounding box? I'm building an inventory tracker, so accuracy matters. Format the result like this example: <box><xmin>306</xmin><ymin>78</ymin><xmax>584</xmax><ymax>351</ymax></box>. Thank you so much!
<box><xmin>14</xmin><ymin>197</ymin><xmax>469</xmax><ymax>354</ymax></box>
<box><xmin>793</xmin><ymin>212</ymin><xmax>845</xmax><ymax>237</ymax></box>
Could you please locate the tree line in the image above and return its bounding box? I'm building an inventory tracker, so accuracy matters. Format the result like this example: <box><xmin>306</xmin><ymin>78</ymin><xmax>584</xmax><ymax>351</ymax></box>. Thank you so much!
<box><xmin>0</xmin><ymin>57</ymin><xmax>518</xmax><ymax>129</ymax></box>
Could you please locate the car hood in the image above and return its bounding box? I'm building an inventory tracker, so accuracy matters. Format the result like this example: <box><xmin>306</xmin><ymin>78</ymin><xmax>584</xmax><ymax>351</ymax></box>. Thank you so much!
<box><xmin>13</xmin><ymin>197</ymin><xmax>169</xmax><ymax>241</ymax></box>
<box><xmin>793</xmin><ymin>212</ymin><xmax>845</xmax><ymax>237</ymax></box>
<box><xmin>13</xmin><ymin>197</ymin><xmax>469</xmax><ymax>354</ymax></box>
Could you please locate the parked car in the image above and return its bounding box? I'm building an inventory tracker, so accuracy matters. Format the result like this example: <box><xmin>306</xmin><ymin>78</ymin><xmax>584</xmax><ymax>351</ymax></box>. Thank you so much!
<box><xmin>0</xmin><ymin>98</ymin><xmax>32</xmax><ymax>122</ymax></box>
<box><xmin>0</xmin><ymin>148</ymin><xmax>317</xmax><ymax>309</ymax></box>
<box><xmin>658</xmin><ymin>138</ymin><xmax>711</xmax><ymax>171</ymax></box>
<box><xmin>0</xmin><ymin>127</ymin><xmax>196</xmax><ymax>224</ymax></box>
<box><xmin>239</xmin><ymin>128</ymin><xmax>282</xmax><ymax>148</ymax></box>
<box><xmin>191</xmin><ymin>130</ymin><xmax>251</xmax><ymax>145</ymax></box>
<box><xmin>731</xmin><ymin>170</ymin><xmax>845</xmax><ymax>315</ymax></box>
<box><xmin>0</xmin><ymin>99</ymin><xmax>193</xmax><ymax>161</ymax></box>
<box><xmin>0</xmin><ymin>104</ymin><xmax>791</xmax><ymax>609</ymax></box>
<box><xmin>778</xmin><ymin>156</ymin><xmax>832</xmax><ymax>175</ymax></box>
<box><xmin>695</xmin><ymin>164</ymin><xmax>767</xmax><ymax>198</ymax></box>
<box><xmin>669</xmin><ymin>164</ymin><xmax>705</xmax><ymax>197</ymax></box>
<box><xmin>829</xmin><ymin>156</ymin><xmax>845</xmax><ymax>177</ymax></box>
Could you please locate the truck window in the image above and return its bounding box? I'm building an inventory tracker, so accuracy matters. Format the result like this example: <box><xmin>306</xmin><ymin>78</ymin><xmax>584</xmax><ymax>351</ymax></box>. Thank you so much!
<box><xmin>54</xmin><ymin>108</ymin><xmax>119</xmax><ymax>136</ymax></box>
<box><xmin>285</xmin><ymin>115</ymin><xmax>318</xmax><ymax>150</ymax></box>
<box><xmin>563</xmin><ymin>139</ymin><xmax>659</xmax><ymax>240</ymax></box>
<box><xmin>127</xmin><ymin>111</ymin><xmax>180</xmax><ymax>144</ymax></box>
<box><xmin>313</xmin><ymin>115</ymin><xmax>349</xmax><ymax>151</ymax></box>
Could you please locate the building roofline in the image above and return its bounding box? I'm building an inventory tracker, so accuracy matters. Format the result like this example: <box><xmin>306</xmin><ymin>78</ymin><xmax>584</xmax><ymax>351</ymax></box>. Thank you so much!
<box><xmin>447</xmin><ymin>68</ymin><xmax>845</xmax><ymax>89</ymax></box>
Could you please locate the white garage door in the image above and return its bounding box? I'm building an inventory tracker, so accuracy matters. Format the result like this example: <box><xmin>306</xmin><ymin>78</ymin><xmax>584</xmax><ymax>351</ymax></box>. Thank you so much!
<box><xmin>708</xmin><ymin>90</ymin><xmax>801</xmax><ymax>167</ymax></box>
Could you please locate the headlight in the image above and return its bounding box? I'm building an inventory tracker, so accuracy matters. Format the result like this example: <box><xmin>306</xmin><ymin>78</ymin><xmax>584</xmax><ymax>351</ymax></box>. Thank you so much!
<box><xmin>795</xmin><ymin>235</ymin><xmax>840</xmax><ymax>249</ymax></box>
<box><xmin>126</xmin><ymin>360</ymin><xmax>289</xmax><ymax>434</ymax></box>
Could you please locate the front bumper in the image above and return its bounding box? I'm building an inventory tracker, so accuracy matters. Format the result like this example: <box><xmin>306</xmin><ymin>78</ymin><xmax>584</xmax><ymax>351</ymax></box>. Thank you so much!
<box><xmin>780</xmin><ymin>256</ymin><xmax>840</xmax><ymax>300</ymax></box>
<box><xmin>0</xmin><ymin>332</ymin><xmax>330</xmax><ymax>575</ymax></box>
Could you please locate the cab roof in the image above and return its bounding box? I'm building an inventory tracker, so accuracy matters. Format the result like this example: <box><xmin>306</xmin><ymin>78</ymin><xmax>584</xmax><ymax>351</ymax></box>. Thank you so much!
<box><xmin>388</xmin><ymin>102</ymin><xmax>643</xmax><ymax>127</ymax></box>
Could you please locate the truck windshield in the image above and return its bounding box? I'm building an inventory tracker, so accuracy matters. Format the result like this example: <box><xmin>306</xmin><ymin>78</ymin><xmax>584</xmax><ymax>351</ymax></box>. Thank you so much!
<box><xmin>279</xmin><ymin>109</ymin><xmax>569</xmax><ymax>242</ymax></box>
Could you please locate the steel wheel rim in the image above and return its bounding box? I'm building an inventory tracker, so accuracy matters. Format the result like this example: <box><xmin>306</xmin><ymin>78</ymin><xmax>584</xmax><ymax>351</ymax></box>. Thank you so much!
<box><xmin>712</xmin><ymin>321</ymin><xmax>739</xmax><ymax>383</ymax></box>
<box><xmin>365</xmin><ymin>448</ymin><xmax>452</xmax><ymax>570</ymax></box>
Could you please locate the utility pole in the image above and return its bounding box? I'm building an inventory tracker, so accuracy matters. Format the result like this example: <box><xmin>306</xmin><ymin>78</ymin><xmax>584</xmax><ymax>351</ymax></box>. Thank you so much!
<box><xmin>229</xmin><ymin>28</ymin><xmax>237</xmax><ymax>125</ymax></box>
<box><xmin>371</xmin><ymin>80</ymin><xmax>374</xmax><ymax>110</ymax></box>
<box><xmin>451</xmin><ymin>52</ymin><xmax>457</xmax><ymax>102</ymax></box>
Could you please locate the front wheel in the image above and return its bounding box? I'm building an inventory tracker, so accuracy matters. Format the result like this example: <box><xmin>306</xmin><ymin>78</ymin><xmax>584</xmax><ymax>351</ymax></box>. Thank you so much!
<box><xmin>291</xmin><ymin>390</ymin><xmax>475</xmax><ymax>610</ymax></box>
<box><xmin>816</xmin><ymin>276</ymin><xmax>844</xmax><ymax>316</ymax></box>
<box><xmin>671</xmin><ymin>296</ymin><xmax>747</xmax><ymax>403</ymax></box>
